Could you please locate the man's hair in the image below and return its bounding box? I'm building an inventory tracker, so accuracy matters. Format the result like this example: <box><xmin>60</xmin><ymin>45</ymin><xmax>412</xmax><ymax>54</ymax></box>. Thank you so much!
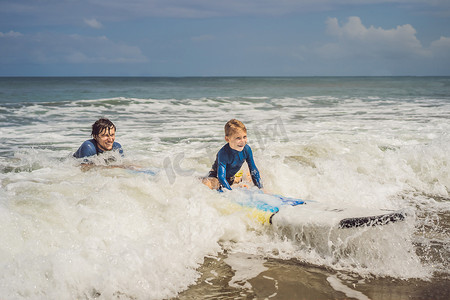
<box><xmin>91</xmin><ymin>118</ymin><xmax>116</xmax><ymax>137</ymax></box>
<box><xmin>224</xmin><ymin>119</ymin><xmax>247</xmax><ymax>137</ymax></box>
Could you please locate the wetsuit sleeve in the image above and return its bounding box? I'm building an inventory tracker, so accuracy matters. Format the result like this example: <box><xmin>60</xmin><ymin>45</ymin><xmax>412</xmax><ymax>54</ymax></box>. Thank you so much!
<box><xmin>245</xmin><ymin>145</ymin><xmax>263</xmax><ymax>189</ymax></box>
<box><xmin>113</xmin><ymin>142</ymin><xmax>124</xmax><ymax>156</ymax></box>
<box><xmin>73</xmin><ymin>140</ymin><xmax>97</xmax><ymax>159</ymax></box>
<box><xmin>217</xmin><ymin>152</ymin><xmax>232</xmax><ymax>190</ymax></box>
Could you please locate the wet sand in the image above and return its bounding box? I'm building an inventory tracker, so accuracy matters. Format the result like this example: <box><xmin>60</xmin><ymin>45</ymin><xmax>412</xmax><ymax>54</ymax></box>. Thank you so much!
<box><xmin>175</xmin><ymin>255</ymin><xmax>450</xmax><ymax>300</ymax></box>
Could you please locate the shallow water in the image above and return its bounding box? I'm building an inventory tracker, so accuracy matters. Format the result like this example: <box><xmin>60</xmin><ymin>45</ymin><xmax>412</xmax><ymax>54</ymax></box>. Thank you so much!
<box><xmin>0</xmin><ymin>77</ymin><xmax>449</xmax><ymax>299</ymax></box>
<box><xmin>176</xmin><ymin>254</ymin><xmax>450</xmax><ymax>300</ymax></box>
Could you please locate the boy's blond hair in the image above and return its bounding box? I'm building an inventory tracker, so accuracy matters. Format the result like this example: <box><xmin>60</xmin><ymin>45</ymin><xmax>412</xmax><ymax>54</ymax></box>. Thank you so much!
<box><xmin>225</xmin><ymin>119</ymin><xmax>247</xmax><ymax>137</ymax></box>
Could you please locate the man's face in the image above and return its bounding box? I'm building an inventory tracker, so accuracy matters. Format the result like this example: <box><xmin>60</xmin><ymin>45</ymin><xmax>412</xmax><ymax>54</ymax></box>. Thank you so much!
<box><xmin>94</xmin><ymin>127</ymin><xmax>115</xmax><ymax>151</ymax></box>
<box><xmin>225</xmin><ymin>129</ymin><xmax>247</xmax><ymax>151</ymax></box>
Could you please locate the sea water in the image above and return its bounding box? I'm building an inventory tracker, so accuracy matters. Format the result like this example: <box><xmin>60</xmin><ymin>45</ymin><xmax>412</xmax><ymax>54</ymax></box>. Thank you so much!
<box><xmin>0</xmin><ymin>77</ymin><xmax>449</xmax><ymax>299</ymax></box>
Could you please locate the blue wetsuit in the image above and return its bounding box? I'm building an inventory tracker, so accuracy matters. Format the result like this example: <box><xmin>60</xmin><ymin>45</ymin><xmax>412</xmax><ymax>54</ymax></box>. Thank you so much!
<box><xmin>208</xmin><ymin>143</ymin><xmax>262</xmax><ymax>190</ymax></box>
<box><xmin>73</xmin><ymin>139</ymin><xmax>123</xmax><ymax>162</ymax></box>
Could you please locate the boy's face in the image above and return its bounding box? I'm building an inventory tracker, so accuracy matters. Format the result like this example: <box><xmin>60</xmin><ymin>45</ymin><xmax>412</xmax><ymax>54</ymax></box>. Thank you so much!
<box><xmin>225</xmin><ymin>129</ymin><xmax>247</xmax><ymax>151</ymax></box>
<box><xmin>94</xmin><ymin>127</ymin><xmax>116</xmax><ymax>151</ymax></box>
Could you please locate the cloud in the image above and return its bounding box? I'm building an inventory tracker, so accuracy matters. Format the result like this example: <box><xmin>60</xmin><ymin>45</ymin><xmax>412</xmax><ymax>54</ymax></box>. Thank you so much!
<box><xmin>306</xmin><ymin>16</ymin><xmax>450</xmax><ymax>75</ymax></box>
<box><xmin>321</xmin><ymin>16</ymin><xmax>429</xmax><ymax>59</ymax></box>
<box><xmin>84</xmin><ymin>18</ymin><xmax>103</xmax><ymax>29</ymax></box>
<box><xmin>0</xmin><ymin>32</ymin><xmax>148</xmax><ymax>64</ymax></box>
<box><xmin>0</xmin><ymin>30</ymin><xmax>23</xmax><ymax>37</ymax></box>
<box><xmin>430</xmin><ymin>36</ymin><xmax>450</xmax><ymax>58</ymax></box>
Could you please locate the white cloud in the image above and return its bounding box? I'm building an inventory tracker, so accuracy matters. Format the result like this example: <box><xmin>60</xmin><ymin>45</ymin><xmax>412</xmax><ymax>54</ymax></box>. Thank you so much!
<box><xmin>0</xmin><ymin>30</ymin><xmax>23</xmax><ymax>37</ymax></box>
<box><xmin>321</xmin><ymin>16</ymin><xmax>428</xmax><ymax>59</ymax></box>
<box><xmin>84</xmin><ymin>18</ymin><xmax>103</xmax><ymax>29</ymax></box>
<box><xmin>430</xmin><ymin>36</ymin><xmax>450</xmax><ymax>57</ymax></box>
<box><xmin>308</xmin><ymin>16</ymin><xmax>450</xmax><ymax>75</ymax></box>
<box><xmin>0</xmin><ymin>32</ymin><xmax>148</xmax><ymax>64</ymax></box>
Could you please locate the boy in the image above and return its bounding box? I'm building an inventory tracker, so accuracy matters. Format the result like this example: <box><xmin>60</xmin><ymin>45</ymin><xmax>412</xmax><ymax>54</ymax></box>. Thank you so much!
<box><xmin>203</xmin><ymin>119</ymin><xmax>263</xmax><ymax>190</ymax></box>
<box><xmin>73</xmin><ymin>118</ymin><xmax>123</xmax><ymax>162</ymax></box>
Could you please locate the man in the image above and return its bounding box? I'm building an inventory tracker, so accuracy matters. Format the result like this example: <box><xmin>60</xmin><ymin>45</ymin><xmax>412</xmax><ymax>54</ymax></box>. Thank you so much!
<box><xmin>74</xmin><ymin>118</ymin><xmax>123</xmax><ymax>162</ymax></box>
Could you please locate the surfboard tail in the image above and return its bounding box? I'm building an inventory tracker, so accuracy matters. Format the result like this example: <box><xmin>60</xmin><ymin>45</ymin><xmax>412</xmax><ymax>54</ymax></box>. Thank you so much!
<box><xmin>338</xmin><ymin>211</ymin><xmax>406</xmax><ymax>229</ymax></box>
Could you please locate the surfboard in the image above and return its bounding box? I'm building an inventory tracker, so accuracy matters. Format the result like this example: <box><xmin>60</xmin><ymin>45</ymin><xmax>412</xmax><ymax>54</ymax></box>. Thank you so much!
<box><xmin>125</xmin><ymin>167</ymin><xmax>159</xmax><ymax>176</ymax></box>
<box><xmin>225</xmin><ymin>189</ymin><xmax>406</xmax><ymax>229</ymax></box>
<box><xmin>126</xmin><ymin>170</ymin><xmax>406</xmax><ymax>229</ymax></box>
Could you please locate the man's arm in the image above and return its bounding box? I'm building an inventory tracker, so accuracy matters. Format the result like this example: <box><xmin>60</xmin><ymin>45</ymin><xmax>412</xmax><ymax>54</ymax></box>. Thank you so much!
<box><xmin>73</xmin><ymin>140</ymin><xmax>97</xmax><ymax>159</ymax></box>
<box><xmin>112</xmin><ymin>142</ymin><xmax>124</xmax><ymax>156</ymax></box>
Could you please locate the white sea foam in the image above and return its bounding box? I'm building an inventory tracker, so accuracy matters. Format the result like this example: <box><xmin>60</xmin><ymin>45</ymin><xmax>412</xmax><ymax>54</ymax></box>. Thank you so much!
<box><xmin>327</xmin><ymin>276</ymin><xmax>370</xmax><ymax>300</ymax></box>
<box><xmin>0</xmin><ymin>164</ymin><xmax>228</xmax><ymax>299</ymax></box>
<box><xmin>224</xmin><ymin>252</ymin><xmax>268</xmax><ymax>289</ymax></box>
<box><xmin>1</xmin><ymin>86</ymin><xmax>449</xmax><ymax>298</ymax></box>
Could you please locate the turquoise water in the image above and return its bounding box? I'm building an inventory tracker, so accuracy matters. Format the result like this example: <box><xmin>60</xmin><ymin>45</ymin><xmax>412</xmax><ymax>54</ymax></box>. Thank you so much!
<box><xmin>1</xmin><ymin>76</ymin><xmax>449</xmax><ymax>103</ymax></box>
<box><xmin>0</xmin><ymin>77</ymin><xmax>449</xmax><ymax>299</ymax></box>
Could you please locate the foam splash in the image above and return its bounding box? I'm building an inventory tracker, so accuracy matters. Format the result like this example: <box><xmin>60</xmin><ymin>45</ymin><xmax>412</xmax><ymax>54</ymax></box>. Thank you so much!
<box><xmin>327</xmin><ymin>276</ymin><xmax>370</xmax><ymax>300</ymax></box>
<box><xmin>0</xmin><ymin>162</ymin><xmax>227</xmax><ymax>299</ymax></box>
<box><xmin>224</xmin><ymin>252</ymin><xmax>268</xmax><ymax>289</ymax></box>
<box><xmin>1</xmin><ymin>89</ymin><xmax>449</xmax><ymax>297</ymax></box>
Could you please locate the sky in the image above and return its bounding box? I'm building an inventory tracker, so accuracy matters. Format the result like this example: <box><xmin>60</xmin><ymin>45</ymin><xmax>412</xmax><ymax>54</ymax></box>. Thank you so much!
<box><xmin>0</xmin><ymin>0</ymin><xmax>449</xmax><ymax>76</ymax></box>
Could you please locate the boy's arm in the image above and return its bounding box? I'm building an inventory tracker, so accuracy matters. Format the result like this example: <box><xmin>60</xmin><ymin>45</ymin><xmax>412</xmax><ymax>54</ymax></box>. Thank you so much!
<box><xmin>245</xmin><ymin>146</ymin><xmax>263</xmax><ymax>189</ymax></box>
<box><xmin>217</xmin><ymin>161</ymin><xmax>232</xmax><ymax>190</ymax></box>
